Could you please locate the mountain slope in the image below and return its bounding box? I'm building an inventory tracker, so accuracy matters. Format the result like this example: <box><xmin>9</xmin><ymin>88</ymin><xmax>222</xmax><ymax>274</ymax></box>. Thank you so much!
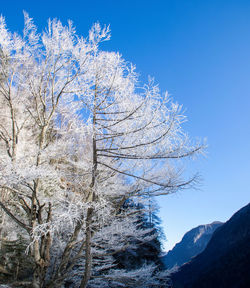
<box><xmin>171</xmin><ymin>203</ymin><xmax>250</xmax><ymax>288</ymax></box>
<box><xmin>161</xmin><ymin>221</ymin><xmax>223</xmax><ymax>269</ymax></box>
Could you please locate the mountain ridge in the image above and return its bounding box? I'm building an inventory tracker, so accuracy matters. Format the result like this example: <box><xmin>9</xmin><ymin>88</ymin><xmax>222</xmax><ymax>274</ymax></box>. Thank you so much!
<box><xmin>171</xmin><ymin>202</ymin><xmax>250</xmax><ymax>288</ymax></box>
<box><xmin>161</xmin><ymin>221</ymin><xmax>223</xmax><ymax>269</ymax></box>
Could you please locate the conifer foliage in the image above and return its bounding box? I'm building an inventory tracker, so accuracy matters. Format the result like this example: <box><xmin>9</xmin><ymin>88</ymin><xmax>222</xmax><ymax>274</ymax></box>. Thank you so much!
<box><xmin>0</xmin><ymin>13</ymin><xmax>203</xmax><ymax>287</ymax></box>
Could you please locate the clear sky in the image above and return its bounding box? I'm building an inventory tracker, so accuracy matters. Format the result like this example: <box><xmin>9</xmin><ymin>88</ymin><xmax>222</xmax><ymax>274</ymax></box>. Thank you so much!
<box><xmin>1</xmin><ymin>0</ymin><xmax>250</xmax><ymax>251</ymax></box>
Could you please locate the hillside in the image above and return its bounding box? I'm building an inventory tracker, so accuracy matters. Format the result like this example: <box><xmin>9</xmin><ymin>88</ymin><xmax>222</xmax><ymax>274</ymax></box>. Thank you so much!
<box><xmin>171</xmin><ymin>203</ymin><xmax>250</xmax><ymax>288</ymax></box>
<box><xmin>161</xmin><ymin>221</ymin><xmax>223</xmax><ymax>269</ymax></box>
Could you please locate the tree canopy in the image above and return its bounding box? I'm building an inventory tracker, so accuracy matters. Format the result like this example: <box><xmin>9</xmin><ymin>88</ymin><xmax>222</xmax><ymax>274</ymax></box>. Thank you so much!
<box><xmin>0</xmin><ymin>13</ymin><xmax>204</xmax><ymax>287</ymax></box>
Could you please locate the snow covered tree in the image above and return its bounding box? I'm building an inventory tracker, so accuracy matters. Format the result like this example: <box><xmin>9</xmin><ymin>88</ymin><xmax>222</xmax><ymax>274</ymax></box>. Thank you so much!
<box><xmin>114</xmin><ymin>198</ymin><xmax>164</xmax><ymax>272</ymax></box>
<box><xmin>0</xmin><ymin>13</ymin><xmax>204</xmax><ymax>287</ymax></box>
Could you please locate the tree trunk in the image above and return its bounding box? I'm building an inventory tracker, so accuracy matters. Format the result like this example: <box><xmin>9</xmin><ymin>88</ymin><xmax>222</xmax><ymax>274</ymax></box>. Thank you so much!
<box><xmin>80</xmin><ymin>207</ymin><xmax>93</xmax><ymax>288</ymax></box>
<box><xmin>32</xmin><ymin>265</ymin><xmax>45</xmax><ymax>288</ymax></box>
<box><xmin>80</xmin><ymin>83</ymin><xmax>98</xmax><ymax>288</ymax></box>
<box><xmin>31</xmin><ymin>204</ymin><xmax>52</xmax><ymax>287</ymax></box>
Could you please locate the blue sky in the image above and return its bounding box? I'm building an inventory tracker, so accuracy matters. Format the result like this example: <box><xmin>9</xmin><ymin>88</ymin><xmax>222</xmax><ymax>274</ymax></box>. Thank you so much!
<box><xmin>1</xmin><ymin>0</ymin><xmax>250</xmax><ymax>250</ymax></box>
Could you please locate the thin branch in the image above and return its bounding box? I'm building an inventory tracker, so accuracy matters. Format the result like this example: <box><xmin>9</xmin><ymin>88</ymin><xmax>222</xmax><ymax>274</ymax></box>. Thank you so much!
<box><xmin>0</xmin><ymin>201</ymin><xmax>31</xmax><ymax>232</ymax></box>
